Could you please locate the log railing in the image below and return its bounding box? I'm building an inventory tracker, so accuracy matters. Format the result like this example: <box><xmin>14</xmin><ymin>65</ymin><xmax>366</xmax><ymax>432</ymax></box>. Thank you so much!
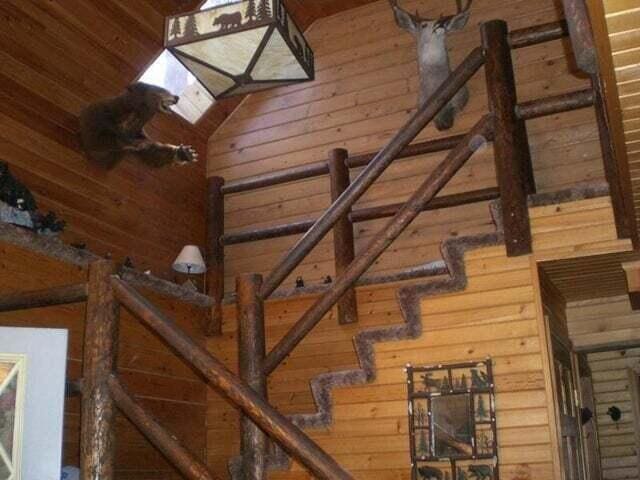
<box><xmin>263</xmin><ymin>115</ymin><xmax>493</xmax><ymax>374</ymax></box>
<box><xmin>0</xmin><ymin>259</ymin><xmax>354</xmax><ymax>480</ymax></box>
<box><xmin>207</xmin><ymin>19</ymin><xmax>602</xmax><ymax>329</ymax></box>
<box><xmin>0</xmin><ymin>14</ymin><xmax>619</xmax><ymax>480</ymax></box>
<box><xmin>207</xmin><ymin>16</ymin><xmax>616</xmax><ymax>480</ymax></box>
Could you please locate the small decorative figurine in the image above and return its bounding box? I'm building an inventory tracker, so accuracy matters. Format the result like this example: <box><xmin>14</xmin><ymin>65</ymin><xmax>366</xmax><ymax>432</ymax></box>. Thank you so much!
<box><xmin>0</xmin><ymin>162</ymin><xmax>65</xmax><ymax>234</ymax></box>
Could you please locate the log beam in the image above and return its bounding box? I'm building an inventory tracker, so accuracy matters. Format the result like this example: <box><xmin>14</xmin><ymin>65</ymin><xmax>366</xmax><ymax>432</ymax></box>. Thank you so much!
<box><xmin>263</xmin><ymin>117</ymin><xmax>493</xmax><ymax>375</ymax></box>
<box><xmin>237</xmin><ymin>274</ymin><xmax>268</xmax><ymax>480</ymax></box>
<box><xmin>482</xmin><ymin>20</ymin><xmax>533</xmax><ymax>256</ymax></box>
<box><xmin>111</xmin><ymin>276</ymin><xmax>353</xmax><ymax>480</ymax></box>
<box><xmin>206</xmin><ymin>176</ymin><xmax>225</xmax><ymax>336</ymax></box>
<box><xmin>81</xmin><ymin>260</ymin><xmax>119</xmax><ymax>480</ymax></box>
<box><xmin>560</xmin><ymin>0</ymin><xmax>597</xmax><ymax>75</ymax></box>
<box><xmin>259</xmin><ymin>47</ymin><xmax>486</xmax><ymax>300</ymax></box>
<box><xmin>0</xmin><ymin>283</ymin><xmax>87</xmax><ymax>312</ymax></box>
<box><xmin>328</xmin><ymin>149</ymin><xmax>359</xmax><ymax>325</ymax></box>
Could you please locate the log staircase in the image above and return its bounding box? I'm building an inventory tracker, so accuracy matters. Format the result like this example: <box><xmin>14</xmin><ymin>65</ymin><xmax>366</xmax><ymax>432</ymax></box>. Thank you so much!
<box><xmin>0</xmin><ymin>13</ymin><xmax>626</xmax><ymax>480</ymax></box>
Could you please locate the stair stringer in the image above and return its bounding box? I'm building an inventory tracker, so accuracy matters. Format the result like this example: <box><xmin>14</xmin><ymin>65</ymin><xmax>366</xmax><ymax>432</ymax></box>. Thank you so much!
<box><xmin>228</xmin><ymin>182</ymin><xmax>611</xmax><ymax>477</ymax></box>
<box><xmin>230</xmin><ymin>231</ymin><xmax>505</xmax><ymax>476</ymax></box>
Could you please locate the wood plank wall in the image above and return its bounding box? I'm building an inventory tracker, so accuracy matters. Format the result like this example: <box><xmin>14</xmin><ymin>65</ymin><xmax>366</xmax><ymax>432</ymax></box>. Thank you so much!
<box><xmin>587</xmin><ymin>348</ymin><xmax>640</xmax><ymax>480</ymax></box>
<box><xmin>567</xmin><ymin>296</ymin><xmax>640</xmax><ymax>480</ymax></box>
<box><xmin>0</xmin><ymin>243</ymin><xmax>208</xmax><ymax>478</ymax></box>
<box><xmin>205</xmin><ymin>194</ymin><xmax>632</xmax><ymax>479</ymax></box>
<box><xmin>0</xmin><ymin>0</ymin><xmax>210</xmax><ymax>279</ymax></box>
<box><xmin>208</xmin><ymin>0</ymin><xmax>604</xmax><ymax>294</ymax></box>
<box><xmin>601</xmin><ymin>0</ymin><xmax>640</xmax><ymax>237</ymax></box>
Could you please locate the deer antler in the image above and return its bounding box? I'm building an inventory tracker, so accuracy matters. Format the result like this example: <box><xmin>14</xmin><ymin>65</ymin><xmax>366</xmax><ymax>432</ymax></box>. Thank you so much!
<box><xmin>456</xmin><ymin>0</ymin><xmax>473</xmax><ymax>14</ymax></box>
<box><xmin>388</xmin><ymin>0</ymin><xmax>432</xmax><ymax>23</ymax></box>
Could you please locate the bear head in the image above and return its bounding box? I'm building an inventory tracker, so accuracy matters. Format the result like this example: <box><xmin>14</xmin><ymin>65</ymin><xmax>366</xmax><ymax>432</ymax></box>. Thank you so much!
<box><xmin>126</xmin><ymin>82</ymin><xmax>180</xmax><ymax>115</ymax></box>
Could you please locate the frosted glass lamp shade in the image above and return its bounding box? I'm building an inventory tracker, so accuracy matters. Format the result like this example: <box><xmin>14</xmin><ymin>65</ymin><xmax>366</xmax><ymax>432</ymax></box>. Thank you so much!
<box><xmin>165</xmin><ymin>0</ymin><xmax>314</xmax><ymax>99</ymax></box>
<box><xmin>173</xmin><ymin>245</ymin><xmax>207</xmax><ymax>274</ymax></box>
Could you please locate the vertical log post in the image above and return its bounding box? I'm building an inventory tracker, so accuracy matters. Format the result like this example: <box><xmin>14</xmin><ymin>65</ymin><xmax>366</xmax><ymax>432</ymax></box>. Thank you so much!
<box><xmin>328</xmin><ymin>148</ymin><xmax>359</xmax><ymax>324</ymax></box>
<box><xmin>560</xmin><ymin>0</ymin><xmax>597</xmax><ymax>75</ymax></box>
<box><xmin>482</xmin><ymin>20</ymin><xmax>534</xmax><ymax>256</ymax></box>
<box><xmin>207</xmin><ymin>176</ymin><xmax>225</xmax><ymax>336</ymax></box>
<box><xmin>81</xmin><ymin>260</ymin><xmax>119</xmax><ymax>479</ymax></box>
<box><xmin>237</xmin><ymin>274</ymin><xmax>268</xmax><ymax>480</ymax></box>
<box><xmin>592</xmin><ymin>73</ymin><xmax>632</xmax><ymax>240</ymax></box>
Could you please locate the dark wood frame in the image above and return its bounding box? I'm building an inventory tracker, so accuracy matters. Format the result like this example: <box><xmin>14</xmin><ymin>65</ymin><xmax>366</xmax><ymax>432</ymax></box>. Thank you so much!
<box><xmin>407</xmin><ymin>360</ymin><xmax>498</xmax><ymax>480</ymax></box>
<box><xmin>165</xmin><ymin>0</ymin><xmax>314</xmax><ymax>100</ymax></box>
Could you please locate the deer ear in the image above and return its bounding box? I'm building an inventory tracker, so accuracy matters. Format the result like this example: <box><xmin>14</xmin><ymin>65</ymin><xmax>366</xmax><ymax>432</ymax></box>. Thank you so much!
<box><xmin>444</xmin><ymin>10</ymin><xmax>470</xmax><ymax>32</ymax></box>
<box><xmin>390</xmin><ymin>3</ymin><xmax>418</xmax><ymax>33</ymax></box>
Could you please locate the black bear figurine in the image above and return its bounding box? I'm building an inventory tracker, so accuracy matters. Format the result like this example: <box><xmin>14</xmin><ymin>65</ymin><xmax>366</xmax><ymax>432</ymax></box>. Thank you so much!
<box><xmin>0</xmin><ymin>162</ymin><xmax>37</xmax><ymax>211</ymax></box>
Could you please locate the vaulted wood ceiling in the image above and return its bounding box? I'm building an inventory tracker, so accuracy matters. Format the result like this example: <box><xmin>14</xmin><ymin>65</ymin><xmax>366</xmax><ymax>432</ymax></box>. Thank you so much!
<box><xmin>0</xmin><ymin>0</ymin><xmax>378</xmax><ymax>277</ymax></box>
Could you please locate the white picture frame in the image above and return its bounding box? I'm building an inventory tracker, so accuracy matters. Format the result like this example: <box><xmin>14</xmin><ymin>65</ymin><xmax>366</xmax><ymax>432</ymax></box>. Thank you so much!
<box><xmin>0</xmin><ymin>327</ymin><xmax>68</xmax><ymax>480</ymax></box>
<box><xmin>0</xmin><ymin>354</ymin><xmax>27</xmax><ymax>480</ymax></box>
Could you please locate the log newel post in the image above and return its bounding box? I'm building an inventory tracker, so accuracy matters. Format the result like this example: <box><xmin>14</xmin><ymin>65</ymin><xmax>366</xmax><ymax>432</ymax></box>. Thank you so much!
<box><xmin>328</xmin><ymin>148</ymin><xmax>359</xmax><ymax>325</ymax></box>
<box><xmin>481</xmin><ymin>20</ymin><xmax>533</xmax><ymax>257</ymax></box>
<box><xmin>237</xmin><ymin>274</ymin><xmax>268</xmax><ymax>480</ymax></box>
<box><xmin>81</xmin><ymin>260</ymin><xmax>119</xmax><ymax>480</ymax></box>
<box><xmin>207</xmin><ymin>176</ymin><xmax>225</xmax><ymax>336</ymax></box>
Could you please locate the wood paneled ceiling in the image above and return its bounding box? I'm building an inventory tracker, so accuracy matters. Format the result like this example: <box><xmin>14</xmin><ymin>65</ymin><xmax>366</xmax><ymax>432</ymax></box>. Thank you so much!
<box><xmin>600</xmin><ymin>1</ymin><xmax>640</xmax><ymax>242</ymax></box>
<box><xmin>540</xmin><ymin>251</ymin><xmax>640</xmax><ymax>302</ymax></box>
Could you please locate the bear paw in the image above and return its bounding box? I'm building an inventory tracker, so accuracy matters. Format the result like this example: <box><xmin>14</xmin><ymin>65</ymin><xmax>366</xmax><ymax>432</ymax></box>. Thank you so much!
<box><xmin>176</xmin><ymin>145</ymin><xmax>198</xmax><ymax>165</ymax></box>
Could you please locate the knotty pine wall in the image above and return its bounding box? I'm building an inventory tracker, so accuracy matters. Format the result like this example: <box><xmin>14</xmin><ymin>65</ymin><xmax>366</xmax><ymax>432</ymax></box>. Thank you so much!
<box><xmin>0</xmin><ymin>0</ymin><xmax>213</xmax><ymax>279</ymax></box>
<box><xmin>208</xmin><ymin>0</ymin><xmax>605</xmax><ymax>294</ymax></box>
<box><xmin>587</xmin><ymin>348</ymin><xmax>639</xmax><ymax>480</ymax></box>
<box><xmin>0</xmin><ymin>243</ymin><xmax>208</xmax><ymax>478</ymax></box>
<box><xmin>567</xmin><ymin>297</ymin><xmax>640</xmax><ymax>480</ymax></box>
<box><xmin>206</xmin><ymin>194</ymin><xmax>633</xmax><ymax>479</ymax></box>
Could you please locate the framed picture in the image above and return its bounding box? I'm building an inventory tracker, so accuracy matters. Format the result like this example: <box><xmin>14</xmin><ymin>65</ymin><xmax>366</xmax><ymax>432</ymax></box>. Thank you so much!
<box><xmin>407</xmin><ymin>359</ymin><xmax>498</xmax><ymax>480</ymax></box>
<box><xmin>0</xmin><ymin>327</ymin><xmax>68</xmax><ymax>480</ymax></box>
<box><xmin>0</xmin><ymin>354</ymin><xmax>27</xmax><ymax>480</ymax></box>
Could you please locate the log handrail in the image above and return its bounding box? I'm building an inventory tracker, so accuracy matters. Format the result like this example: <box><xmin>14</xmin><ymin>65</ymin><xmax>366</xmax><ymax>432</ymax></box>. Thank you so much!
<box><xmin>108</xmin><ymin>375</ymin><xmax>220</xmax><ymax>480</ymax></box>
<box><xmin>220</xmin><ymin>20</ymin><xmax>568</xmax><ymax>197</ymax></box>
<box><xmin>110</xmin><ymin>276</ymin><xmax>353</xmax><ymax>480</ymax></box>
<box><xmin>259</xmin><ymin>47</ymin><xmax>487</xmax><ymax>300</ymax></box>
<box><xmin>263</xmin><ymin>115</ymin><xmax>494</xmax><ymax>375</ymax></box>
<box><xmin>0</xmin><ymin>283</ymin><xmax>88</xmax><ymax>312</ymax></box>
<box><xmin>222</xmin><ymin>187</ymin><xmax>501</xmax><ymax>245</ymax></box>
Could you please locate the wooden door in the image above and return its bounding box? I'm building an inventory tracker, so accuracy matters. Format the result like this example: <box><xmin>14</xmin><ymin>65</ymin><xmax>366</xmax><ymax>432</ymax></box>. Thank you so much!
<box><xmin>552</xmin><ymin>339</ymin><xmax>585</xmax><ymax>480</ymax></box>
<box><xmin>574</xmin><ymin>353</ymin><xmax>602</xmax><ymax>480</ymax></box>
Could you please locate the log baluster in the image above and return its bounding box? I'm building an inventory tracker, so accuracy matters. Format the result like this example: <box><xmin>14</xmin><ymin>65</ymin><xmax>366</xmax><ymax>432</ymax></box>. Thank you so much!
<box><xmin>207</xmin><ymin>176</ymin><xmax>225</xmax><ymax>336</ymax></box>
<box><xmin>328</xmin><ymin>148</ymin><xmax>359</xmax><ymax>325</ymax></box>
<box><xmin>81</xmin><ymin>260</ymin><xmax>119</xmax><ymax>480</ymax></box>
<box><xmin>482</xmin><ymin>20</ymin><xmax>533</xmax><ymax>256</ymax></box>
<box><xmin>237</xmin><ymin>274</ymin><xmax>269</xmax><ymax>480</ymax></box>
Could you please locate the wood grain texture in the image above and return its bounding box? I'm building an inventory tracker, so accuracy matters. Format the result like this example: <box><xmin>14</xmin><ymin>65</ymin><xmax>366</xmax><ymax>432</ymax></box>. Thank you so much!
<box><xmin>206</xmin><ymin>195</ymin><xmax>632</xmax><ymax>479</ymax></box>
<box><xmin>587</xmin><ymin>347</ymin><xmax>640</xmax><ymax>480</ymax></box>
<box><xmin>587</xmin><ymin>0</ymin><xmax>640</xmax><ymax>245</ymax></box>
<box><xmin>540</xmin><ymin>251</ymin><xmax>640</xmax><ymax>303</ymax></box>
<box><xmin>0</xmin><ymin>242</ymin><xmax>208</xmax><ymax>478</ymax></box>
<box><xmin>208</xmin><ymin>0</ymin><xmax>604</xmax><ymax>294</ymax></box>
<box><xmin>565</xmin><ymin>293</ymin><xmax>640</xmax><ymax>479</ymax></box>
<box><xmin>0</xmin><ymin>0</ymin><xmax>209</xmax><ymax>279</ymax></box>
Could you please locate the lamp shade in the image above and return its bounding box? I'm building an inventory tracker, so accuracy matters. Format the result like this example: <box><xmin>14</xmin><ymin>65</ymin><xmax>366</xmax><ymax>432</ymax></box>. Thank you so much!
<box><xmin>165</xmin><ymin>0</ymin><xmax>314</xmax><ymax>99</ymax></box>
<box><xmin>173</xmin><ymin>245</ymin><xmax>207</xmax><ymax>274</ymax></box>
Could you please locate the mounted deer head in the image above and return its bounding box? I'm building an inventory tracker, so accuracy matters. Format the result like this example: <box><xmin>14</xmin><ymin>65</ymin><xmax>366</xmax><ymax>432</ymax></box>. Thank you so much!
<box><xmin>389</xmin><ymin>0</ymin><xmax>473</xmax><ymax>130</ymax></box>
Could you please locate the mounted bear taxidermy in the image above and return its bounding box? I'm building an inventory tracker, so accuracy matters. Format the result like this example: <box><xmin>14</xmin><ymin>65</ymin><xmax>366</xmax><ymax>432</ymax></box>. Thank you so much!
<box><xmin>79</xmin><ymin>82</ymin><xmax>198</xmax><ymax>169</ymax></box>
